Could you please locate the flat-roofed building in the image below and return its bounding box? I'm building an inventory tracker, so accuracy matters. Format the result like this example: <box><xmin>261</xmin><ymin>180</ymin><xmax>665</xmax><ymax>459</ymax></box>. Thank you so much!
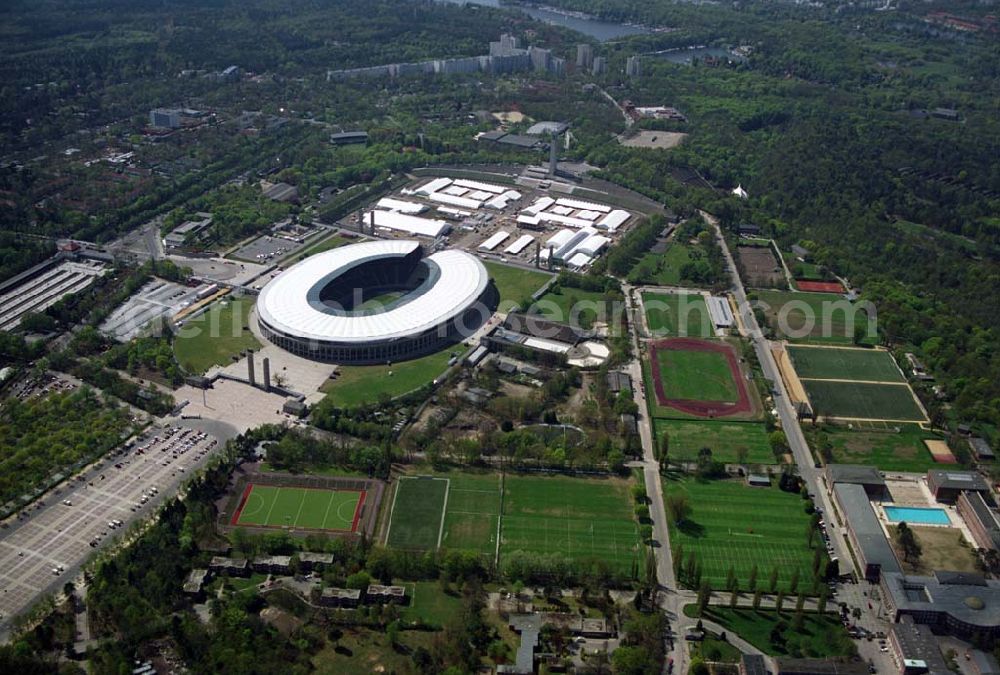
<box><xmin>969</xmin><ymin>437</ymin><xmax>995</xmax><ymax>461</ymax></box>
<box><xmin>826</xmin><ymin>464</ymin><xmax>888</xmax><ymax>499</ymax></box>
<box><xmin>888</xmin><ymin>620</ymin><xmax>950</xmax><ymax>675</ymax></box>
<box><xmin>740</xmin><ymin>654</ymin><xmax>768</xmax><ymax>675</ymax></box>
<box><xmin>252</xmin><ymin>555</ymin><xmax>292</xmax><ymax>575</ymax></box>
<box><xmin>209</xmin><ymin>556</ymin><xmax>250</xmax><ymax>577</ymax></box>
<box><xmin>774</xmin><ymin>658</ymin><xmax>870</xmax><ymax>675</ymax></box>
<box><xmin>957</xmin><ymin>491</ymin><xmax>1000</xmax><ymax>551</ymax></box>
<box><xmin>833</xmin><ymin>482</ymin><xmax>901</xmax><ymax>582</ymax></box>
<box><xmin>365</xmin><ymin>584</ymin><xmax>407</xmax><ymax>605</ymax></box>
<box><xmin>927</xmin><ymin>470</ymin><xmax>991</xmax><ymax>503</ymax></box>
<box><xmin>183</xmin><ymin>568</ymin><xmax>211</xmax><ymax>596</ymax></box>
<box><xmin>298</xmin><ymin>552</ymin><xmax>335</xmax><ymax>571</ymax></box>
<box><xmin>318</xmin><ymin>587</ymin><xmax>361</xmax><ymax>608</ymax></box>
<box><xmin>881</xmin><ymin>571</ymin><xmax>1000</xmax><ymax>639</ymax></box>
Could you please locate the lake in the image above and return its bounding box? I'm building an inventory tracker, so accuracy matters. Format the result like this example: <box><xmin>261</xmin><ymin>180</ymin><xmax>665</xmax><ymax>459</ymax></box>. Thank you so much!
<box><xmin>656</xmin><ymin>46</ymin><xmax>747</xmax><ymax>66</ymax></box>
<box><xmin>437</xmin><ymin>0</ymin><xmax>652</xmax><ymax>41</ymax></box>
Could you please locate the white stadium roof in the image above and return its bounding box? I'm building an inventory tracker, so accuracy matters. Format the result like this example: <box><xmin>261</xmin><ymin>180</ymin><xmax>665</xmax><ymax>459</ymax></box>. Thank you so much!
<box><xmin>257</xmin><ymin>240</ymin><xmax>489</xmax><ymax>344</ymax></box>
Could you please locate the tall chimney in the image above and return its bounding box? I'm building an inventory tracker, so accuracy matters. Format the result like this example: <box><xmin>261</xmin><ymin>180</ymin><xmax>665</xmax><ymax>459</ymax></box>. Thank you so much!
<box><xmin>247</xmin><ymin>349</ymin><xmax>256</xmax><ymax>387</ymax></box>
<box><xmin>262</xmin><ymin>357</ymin><xmax>271</xmax><ymax>392</ymax></box>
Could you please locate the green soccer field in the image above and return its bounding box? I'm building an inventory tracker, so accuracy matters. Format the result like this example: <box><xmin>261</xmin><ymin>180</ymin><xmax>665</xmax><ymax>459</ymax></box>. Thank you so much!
<box><xmin>754</xmin><ymin>290</ymin><xmax>876</xmax><ymax>345</ymax></box>
<box><xmin>802</xmin><ymin>380</ymin><xmax>926</xmax><ymax>421</ymax></box>
<box><xmin>787</xmin><ymin>346</ymin><xmax>904</xmax><ymax>382</ymax></box>
<box><xmin>386</xmin><ymin>477</ymin><xmax>449</xmax><ymax>550</ymax></box>
<box><xmin>501</xmin><ymin>475</ymin><xmax>639</xmax><ymax>575</ymax></box>
<box><xmin>820</xmin><ymin>424</ymin><xmax>943</xmax><ymax>472</ymax></box>
<box><xmin>387</xmin><ymin>474</ymin><xmax>501</xmax><ymax>554</ymax></box>
<box><xmin>234</xmin><ymin>484</ymin><xmax>362</xmax><ymax>531</ymax></box>
<box><xmin>653</xmin><ymin>419</ymin><xmax>775</xmax><ymax>464</ymax></box>
<box><xmin>664</xmin><ymin>477</ymin><xmax>823</xmax><ymax>593</ymax></box>
<box><xmin>642</xmin><ymin>292</ymin><xmax>714</xmax><ymax>338</ymax></box>
<box><xmin>657</xmin><ymin>348</ymin><xmax>738</xmax><ymax>402</ymax></box>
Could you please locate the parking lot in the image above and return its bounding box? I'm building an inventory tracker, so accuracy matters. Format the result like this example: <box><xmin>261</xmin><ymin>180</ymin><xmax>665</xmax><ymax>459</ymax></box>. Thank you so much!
<box><xmin>0</xmin><ymin>424</ymin><xmax>219</xmax><ymax>637</ymax></box>
<box><xmin>229</xmin><ymin>234</ymin><xmax>307</xmax><ymax>264</ymax></box>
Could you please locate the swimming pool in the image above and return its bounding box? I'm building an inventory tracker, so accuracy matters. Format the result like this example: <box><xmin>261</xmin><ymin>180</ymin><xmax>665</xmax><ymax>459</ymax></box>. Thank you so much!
<box><xmin>884</xmin><ymin>506</ymin><xmax>951</xmax><ymax>526</ymax></box>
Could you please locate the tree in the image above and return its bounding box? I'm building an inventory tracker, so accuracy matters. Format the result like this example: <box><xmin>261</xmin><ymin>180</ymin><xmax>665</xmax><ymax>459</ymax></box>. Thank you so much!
<box><xmin>775</xmin><ymin>590</ymin><xmax>785</xmax><ymax>612</ymax></box>
<box><xmin>659</xmin><ymin>432</ymin><xmax>669</xmax><ymax>471</ymax></box>
<box><xmin>768</xmin><ymin>566</ymin><xmax>779</xmax><ymax>593</ymax></box>
<box><xmin>665</xmin><ymin>492</ymin><xmax>692</xmax><ymax>524</ymax></box>
<box><xmin>896</xmin><ymin>522</ymin><xmax>922</xmax><ymax>563</ymax></box>
<box><xmin>689</xmin><ymin>657</ymin><xmax>710</xmax><ymax>675</ymax></box>
<box><xmin>730</xmin><ymin>588</ymin><xmax>739</xmax><ymax>609</ymax></box>
<box><xmin>789</xmin><ymin>568</ymin><xmax>800</xmax><ymax>594</ymax></box>
<box><xmin>748</xmin><ymin>564</ymin><xmax>759</xmax><ymax>592</ymax></box>
<box><xmin>697</xmin><ymin>579</ymin><xmax>712</xmax><ymax>616</ymax></box>
<box><xmin>817</xmin><ymin>589</ymin><xmax>828</xmax><ymax>615</ymax></box>
<box><xmin>752</xmin><ymin>590</ymin><xmax>762</xmax><ymax>610</ymax></box>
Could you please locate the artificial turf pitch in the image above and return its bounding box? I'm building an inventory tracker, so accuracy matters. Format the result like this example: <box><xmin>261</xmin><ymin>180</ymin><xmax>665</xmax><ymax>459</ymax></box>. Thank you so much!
<box><xmin>232</xmin><ymin>484</ymin><xmax>363</xmax><ymax>532</ymax></box>
<box><xmin>642</xmin><ymin>291</ymin><xmax>714</xmax><ymax>338</ymax></box>
<box><xmin>787</xmin><ymin>346</ymin><xmax>904</xmax><ymax>382</ymax></box>
<box><xmin>802</xmin><ymin>380</ymin><xmax>926</xmax><ymax>421</ymax></box>
<box><xmin>664</xmin><ymin>477</ymin><xmax>822</xmax><ymax>593</ymax></box>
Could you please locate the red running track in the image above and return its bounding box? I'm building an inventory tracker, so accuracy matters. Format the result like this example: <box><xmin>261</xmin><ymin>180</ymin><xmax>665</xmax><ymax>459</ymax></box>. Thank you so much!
<box><xmin>795</xmin><ymin>280</ymin><xmax>844</xmax><ymax>293</ymax></box>
<box><xmin>649</xmin><ymin>338</ymin><xmax>752</xmax><ymax>418</ymax></box>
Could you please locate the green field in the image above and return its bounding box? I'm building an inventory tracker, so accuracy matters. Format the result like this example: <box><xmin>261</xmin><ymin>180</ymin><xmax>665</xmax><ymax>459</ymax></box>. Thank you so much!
<box><xmin>664</xmin><ymin>477</ymin><xmax>822</xmax><ymax>592</ymax></box>
<box><xmin>387</xmin><ymin>473</ymin><xmax>501</xmax><ymax>554</ymax></box>
<box><xmin>502</xmin><ymin>475</ymin><xmax>639</xmax><ymax>574</ymax></box>
<box><xmin>656</xmin><ymin>348</ymin><xmax>738</xmax><ymax>402</ymax></box>
<box><xmin>632</xmin><ymin>243</ymin><xmax>701</xmax><ymax>286</ymax></box>
<box><xmin>293</xmin><ymin>232</ymin><xmax>350</xmax><ymax>260</ymax></box>
<box><xmin>803</xmin><ymin>380</ymin><xmax>925</xmax><ymax>421</ymax></box>
<box><xmin>788</xmin><ymin>346</ymin><xmax>904</xmax><ymax>382</ymax></box>
<box><xmin>400</xmin><ymin>581</ymin><xmax>464</xmax><ymax>627</ymax></box>
<box><xmin>821</xmin><ymin>424</ymin><xmax>941</xmax><ymax>472</ymax></box>
<box><xmin>653</xmin><ymin>419</ymin><xmax>775</xmax><ymax>464</ymax></box>
<box><xmin>386</xmin><ymin>477</ymin><xmax>448</xmax><ymax>550</ymax></box>
<box><xmin>691</xmin><ymin>607</ymin><xmax>855</xmax><ymax>658</ymax></box>
<box><xmin>532</xmin><ymin>287</ymin><xmax>607</xmax><ymax>327</ymax></box>
<box><xmin>441</xmin><ymin>473</ymin><xmax>501</xmax><ymax>555</ymax></box>
<box><xmin>483</xmin><ymin>260</ymin><xmax>551</xmax><ymax>306</ymax></box>
<box><xmin>755</xmin><ymin>290</ymin><xmax>876</xmax><ymax>345</ymax></box>
<box><xmin>234</xmin><ymin>484</ymin><xmax>361</xmax><ymax>531</ymax></box>
<box><xmin>642</xmin><ymin>292</ymin><xmax>714</xmax><ymax>338</ymax></box>
<box><xmin>319</xmin><ymin>345</ymin><xmax>462</xmax><ymax>407</ymax></box>
<box><xmin>174</xmin><ymin>297</ymin><xmax>261</xmax><ymax>374</ymax></box>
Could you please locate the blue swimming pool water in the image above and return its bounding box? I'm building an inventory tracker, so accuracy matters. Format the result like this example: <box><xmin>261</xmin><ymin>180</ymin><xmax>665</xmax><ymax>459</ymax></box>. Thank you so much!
<box><xmin>884</xmin><ymin>506</ymin><xmax>950</xmax><ymax>525</ymax></box>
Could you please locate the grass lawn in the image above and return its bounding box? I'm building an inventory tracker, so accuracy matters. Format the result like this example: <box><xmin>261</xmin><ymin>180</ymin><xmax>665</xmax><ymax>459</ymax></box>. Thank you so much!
<box><xmin>234</xmin><ymin>485</ymin><xmax>361</xmax><ymax>531</ymax></box>
<box><xmin>692</xmin><ymin>638</ymin><xmax>742</xmax><ymax>664</ymax></box>
<box><xmin>502</xmin><ymin>474</ymin><xmax>640</xmax><ymax>575</ymax></box>
<box><xmin>821</xmin><ymin>424</ymin><xmax>941</xmax><ymax>472</ymax></box>
<box><xmin>312</xmin><ymin>627</ymin><xmax>437</xmax><ymax>675</ymax></box>
<box><xmin>641</xmin><ymin>291</ymin><xmax>714</xmax><ymax>338</ymax></box>
<box><xmin>653</xmin><ymin>419</ymin><xmax>775</xmax><ymax>464</ymax></box>
<box><xmin>657</xmin><ymin>348</ymin><xmax>738</xmax><ymax>402</ymax></box>
<box><xmin>888</xmin><ymin>525</ymin><xmax>980</xmax><ymax>575</ymax></box>
<box><xmin>532</xmin><ymin>287</ymin><xmax>607</xmax><ymax>327</ymax></box>
<box><xmin>483</xmin><ymin>260</ymin><xmax>551</xmax><ymax>306</ymax></box>
<box><xmin>803</xmin><ymin>380</ymin><xmax>925</xmax><ymax>421</ymax></box>
<box><xmin>787</xmin><ymin>346</ymin><xmax>904</xmax><ymax>382</ymax></box>
<box><xmin>691</xmin><ymin>606</ymin><xmax>856</xmax><ymax>658</ymax></box>
<box><xmin>401</xmin><ymin>581</ymin><xmax>465</xmax><ymax>627</ymax></box>
<box><xmin>664</xmin><ymin>477</ymin><xmax>822</xmax><ymax>592</ymax></box>
<box><xmin>173</xmin><ymin>297</ymin><xmax>260</xmax><ymax>374</ymax></box>
<box><xmin>319</xmin><ymin>344</ymin><xmax>462</xmax><ymax>407</ymax></box>
<box><xmin>634</xmin><ymin>243</ymin><xmax>702</xmax><ymax>286</ymax></box>
<box><xmin>292</xmin><ymin>232</ymin><xmax>350</xmax><ymax>261</ymax></box>
<box><xmin>754</xmin><ymin>290</ymin><xmax>876</xmax><ymax>346</ymax></box>
<box><xmin>386</xmin><ymin>477</ymin><xmax>448</xmax><ymax>550</ymax></box>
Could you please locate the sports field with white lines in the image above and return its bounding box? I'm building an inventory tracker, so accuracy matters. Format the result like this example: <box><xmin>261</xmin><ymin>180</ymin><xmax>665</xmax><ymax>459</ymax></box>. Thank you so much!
<box><xmin>233</xmin><ymin>484</ymin><xmax>363</xmax><ymax>532</ymax></box>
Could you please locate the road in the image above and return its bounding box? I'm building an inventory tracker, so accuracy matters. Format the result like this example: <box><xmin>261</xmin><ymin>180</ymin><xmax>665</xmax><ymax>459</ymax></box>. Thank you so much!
<box><xmin>622</xmin><ymin>283</ymin><xmax>690</xmax><ymax>675</ymax></box>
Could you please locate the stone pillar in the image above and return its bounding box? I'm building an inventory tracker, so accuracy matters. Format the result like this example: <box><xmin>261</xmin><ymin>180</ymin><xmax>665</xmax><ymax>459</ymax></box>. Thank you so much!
<box><xmin>247</xmin><ymin>349</ymin><xmax>256</xmax><ymax>387</ymax></box>
<box><xmin>262</xmin><ymin>357</ymin><xmax>271</xmax><ymax>393</ymax></box>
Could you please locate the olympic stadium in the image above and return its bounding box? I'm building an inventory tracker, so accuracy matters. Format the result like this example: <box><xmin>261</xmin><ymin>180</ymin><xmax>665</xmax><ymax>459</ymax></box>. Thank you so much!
<box><xmin>256</xmin><ymin>240</ymin><xmax>497</xmax><ymax>364</ymax></box>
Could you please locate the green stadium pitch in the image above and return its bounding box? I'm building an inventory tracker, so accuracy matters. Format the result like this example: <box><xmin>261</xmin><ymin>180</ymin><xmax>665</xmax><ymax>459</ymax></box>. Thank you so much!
<box><xmin>231</xmin><ymin>484</ymin><xmax>364</xmax><ymax>532</ymax></box>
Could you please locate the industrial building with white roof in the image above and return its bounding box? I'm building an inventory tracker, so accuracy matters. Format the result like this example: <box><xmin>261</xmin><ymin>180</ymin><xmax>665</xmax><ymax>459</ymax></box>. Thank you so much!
<box><xmin>257</xmin><ymin>240</ymin><xmax>496</xmax><ymax>363</ymax></box>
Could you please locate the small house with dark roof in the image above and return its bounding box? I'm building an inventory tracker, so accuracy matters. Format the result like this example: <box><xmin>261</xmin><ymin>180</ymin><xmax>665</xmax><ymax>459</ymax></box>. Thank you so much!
<box><xmin>969</xmin><ymin>437</ymin><xmax>995</xmax><ymax>461</ymax></box>
<box><xmin>825</xmin><ymin>464</ymin><xmax>888</xmax><ymax>499</ymax></box>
